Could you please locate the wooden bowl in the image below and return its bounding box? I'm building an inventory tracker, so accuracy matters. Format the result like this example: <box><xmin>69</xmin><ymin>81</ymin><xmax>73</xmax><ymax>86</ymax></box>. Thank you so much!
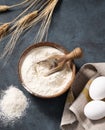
<box><xmin>18</xmin><ymin>42</ymin><xmax>76</xmax><ymax>98</ymax></box>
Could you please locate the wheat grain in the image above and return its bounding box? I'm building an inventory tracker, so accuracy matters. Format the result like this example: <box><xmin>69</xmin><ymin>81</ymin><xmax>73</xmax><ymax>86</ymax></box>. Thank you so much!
<box><xmin>0</xmin><ymin>5</ymin><xmax>9</xmax><ymax>12</ymax></box>
<box><xmin>0</xmin><ymin>23</ymin><xmax>10</xmax><ymax>39</ymax></box>
<box><xmin>0</xmin><ymin>0</ymin><xmax>30</xmax><ymax>12</ymax></box>
<box><xmin>17</xmin><ymin>11</ymin><xmax>38</xmax><ymax>26</ymax></box>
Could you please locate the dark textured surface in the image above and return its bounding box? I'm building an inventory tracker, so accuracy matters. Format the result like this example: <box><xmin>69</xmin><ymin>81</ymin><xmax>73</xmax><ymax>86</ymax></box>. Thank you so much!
<box><xmin>0</xmin><ymin>0</ymin><xmax>105</xmax><ymax>130</ymax></box>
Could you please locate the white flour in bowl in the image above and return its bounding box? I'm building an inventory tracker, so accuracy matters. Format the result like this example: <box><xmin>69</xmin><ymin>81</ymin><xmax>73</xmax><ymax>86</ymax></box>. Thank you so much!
<box><xmin>21</xmin><ymin>46</ymin><xmax>72</xmax><ymax>97</ymax></box>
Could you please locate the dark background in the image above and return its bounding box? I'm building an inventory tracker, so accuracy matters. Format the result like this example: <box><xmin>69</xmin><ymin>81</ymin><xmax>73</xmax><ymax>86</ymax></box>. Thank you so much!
<box><xmin>0</xmin><ymin>0</ymin><xmax>105</xmax><ymax>130</ymax></box>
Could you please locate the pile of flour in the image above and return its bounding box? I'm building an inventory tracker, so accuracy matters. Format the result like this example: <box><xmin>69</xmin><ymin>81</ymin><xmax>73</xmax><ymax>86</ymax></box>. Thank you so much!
<box><xmin>0</xmin><ymin>85</ymin><xmax>28</xmax><ymax>124</ymax></box>
<box><xmin>21</xmin><ymin>46</ymin><xmax>72</xmax><ymax>96</ymax></box>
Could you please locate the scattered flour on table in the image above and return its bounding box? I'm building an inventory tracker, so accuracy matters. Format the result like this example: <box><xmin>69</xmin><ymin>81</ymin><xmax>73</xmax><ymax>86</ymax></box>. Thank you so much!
<box><xmin>21</xmin><ymin>46</ymin><xmax>72</xmax><ymax>96</ymax></box>
<box><xmin>0</xmin><ymin>85</ymin><xmax>28</xmax><ymax>125</ymax></box>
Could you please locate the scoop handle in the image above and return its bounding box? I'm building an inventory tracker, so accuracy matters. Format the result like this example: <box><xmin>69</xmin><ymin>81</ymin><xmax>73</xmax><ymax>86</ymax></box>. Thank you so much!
<box><xmin>65</xmin><ymin>47</ymin><xmax>83</xmax><ymax>61</ymax></box>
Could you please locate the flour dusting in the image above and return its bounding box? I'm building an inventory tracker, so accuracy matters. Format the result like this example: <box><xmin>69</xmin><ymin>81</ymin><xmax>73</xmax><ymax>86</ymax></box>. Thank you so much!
<box><xmin>0</xmin><ymin>85</ymin><xmax>28</xmax><ymax>125</ymax></box>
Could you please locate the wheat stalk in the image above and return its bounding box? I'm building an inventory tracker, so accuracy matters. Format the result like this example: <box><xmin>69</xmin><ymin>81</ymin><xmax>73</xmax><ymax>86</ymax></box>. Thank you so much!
<box><xmin>0</xmin><ymin>0</ymin><xmax>30</xmax><ymax>12</ymax></box>
<box><xmin>37</xmin><ymin>0</ymin><xmax>58</xmax><ymax>42</ymax></box>
<box><xmin>0</xmin><ymin>0</ymin><xmax>37</xmax><ymax>40</ymax></box>
<box><xmin>25</xmin><ymin>0</ymin><xmax>58</xmax><ymax>42</ymax></box>
<box><xmin>9</xmin><ymin>0</ymin><xmax>30</xmax><ymax>8</ymax></box>
<box><xmin>0</xmin><ymin>0</ymin><xmax>59</xmax><ymax>66</ymax></box>
<box><xmin>0</xmin><ymin>10</ymin><xmax>38</xmax><ymax>60</ymax></box>
<box><xmin>0</xmin><ymin>0</ymin><xmax>50</xmax><ymax>38</ymax></box>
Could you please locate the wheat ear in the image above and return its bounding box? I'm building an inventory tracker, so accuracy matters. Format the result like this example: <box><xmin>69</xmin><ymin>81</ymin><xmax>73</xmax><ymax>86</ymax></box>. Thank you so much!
<box><xmin>0</xmin><ymin>11</ymin><xmax>38</xmax><ymax>60</ymax></box>
<box><xmin>0</xmin><ymin>0</ymin><xmax>37</xmax><ymax>40</ymax></box>
<box><xmin>0</xmin><ymin>23</ymin><xmax>10</xmax><ymax>39</ymax></box>
<box><xmin>17</xmin><ymin>11</ymin><xmax>38</xmax><ymax>26</ymax></box>
<box><xmin>0</xmin><ymin>5</ymin><xmax>9</xmax><ymax>12</ymax></box>
<box><xmin>0</xmin><ymin>0</ymin><xmax>58</xmax><ymax>66</ymax></box>
<box><xmin>0</xmin><ymin>0</ymin><xmax>30</xmax><ymax>12</ymax></box>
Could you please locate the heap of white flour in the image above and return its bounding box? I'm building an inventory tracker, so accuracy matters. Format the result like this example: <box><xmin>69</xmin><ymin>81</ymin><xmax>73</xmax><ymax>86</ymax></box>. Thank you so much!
<box><xmin>0</xmin><ymin>85</ymin><xmax>28</xmax><ymax>124</ymax></box>
<box><xmin>21</xmin><ymin>46</ymin><xmax>72</xmax><ymax>96</ymax></box>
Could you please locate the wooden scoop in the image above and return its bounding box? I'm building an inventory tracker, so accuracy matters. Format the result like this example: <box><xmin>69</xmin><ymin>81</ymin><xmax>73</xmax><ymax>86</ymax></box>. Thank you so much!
<box><xmin>38</xmin><ymin>47</ymin><xmax>83</xmax><ymax>76</ymax></box>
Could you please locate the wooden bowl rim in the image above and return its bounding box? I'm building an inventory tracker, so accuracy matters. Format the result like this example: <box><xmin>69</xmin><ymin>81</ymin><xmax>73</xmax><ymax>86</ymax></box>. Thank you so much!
<box><xmin>18</xmin><ymin>42</ymin><xmax>76</xmax><ymax>98</ymax></box>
